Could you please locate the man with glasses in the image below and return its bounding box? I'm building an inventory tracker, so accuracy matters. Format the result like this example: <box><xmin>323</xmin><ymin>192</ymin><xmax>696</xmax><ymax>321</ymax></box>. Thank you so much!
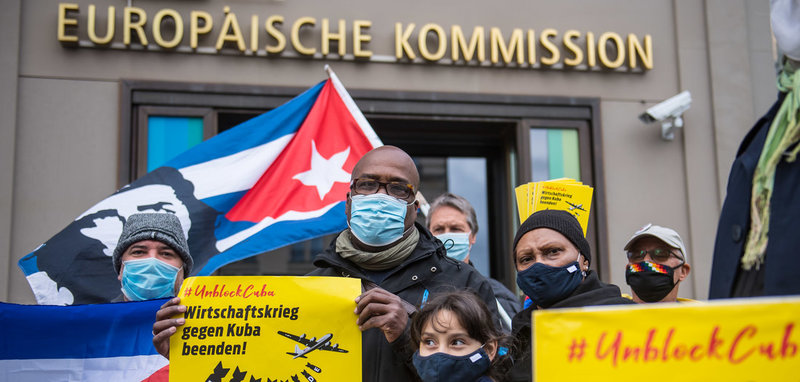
<box><xmin>623</xmin><ymin>223</ymin><xmax>693</xmax><ymax>303</ymax></box>
<box><xmin>309</xmin><ymin>145</ymin><xmax>499</xmax><ymax>381</ymax></box>
<box><xmin>152</xmin><ymin>145</ymin><xmax>499</xmax><ymax>382</ymax></box>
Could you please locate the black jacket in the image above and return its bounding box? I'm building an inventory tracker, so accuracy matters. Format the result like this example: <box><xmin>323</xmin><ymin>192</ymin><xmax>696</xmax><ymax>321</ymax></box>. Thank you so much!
<box><xmin>507</xmin><ymin>271</ymin><xmax>634</xmax><ymax>382</ymax></box>
<box><xmin>308</xmin><ymin>223</ymin><xmax>500</xmax><ymax>382</ymax></box>
<box><xmin>709</xmin><ymin>92</ymin><xmax>800</xmax><ymax>298</ymax></box>
<box><xmin>466</xmin><ymin>260</ymin><xmax>522</xmax><ymax>333</ymax></box>
<box><xmin>487</xmin><ymin>277</ymin><xmax>521</xmax><ymax>333</ymax></box>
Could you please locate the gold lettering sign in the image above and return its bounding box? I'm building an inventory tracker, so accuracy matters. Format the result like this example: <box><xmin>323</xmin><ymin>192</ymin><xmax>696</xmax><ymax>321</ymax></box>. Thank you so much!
<box><xmin>56</xmin><ymin>3</ymin><xmax>654</xmax><ymax>71</ymax></box>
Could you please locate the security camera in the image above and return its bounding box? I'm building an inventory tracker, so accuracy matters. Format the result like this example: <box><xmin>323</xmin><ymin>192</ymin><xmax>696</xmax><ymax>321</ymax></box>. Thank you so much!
<box><xmin>638</xmin><ymin>90</ymin><xmax>692</xmax><ymax>140</ymax></box>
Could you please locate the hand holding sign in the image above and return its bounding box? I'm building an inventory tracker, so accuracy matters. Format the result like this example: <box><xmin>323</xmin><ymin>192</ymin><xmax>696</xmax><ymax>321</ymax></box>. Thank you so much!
<box><xmin>152</xmin><ymin>297</ymin><xmax>186</xmax><ymax>359</ymax></box>
<box><xmin>355</xmin><ymin>287</ymin><xmax>410</xmax><ymax>343</ymax></box>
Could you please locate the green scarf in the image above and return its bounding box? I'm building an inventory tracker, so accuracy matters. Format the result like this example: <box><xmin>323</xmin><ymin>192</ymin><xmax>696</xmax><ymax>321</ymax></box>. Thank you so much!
<box><xmin>336</xmin><ymin>227</ymin><xmax>420</xmax><ymax>271</ymax></box>
<box><xmin>742</xmin><ymin>61</ymin><xmax>800</xmax><ymax>270</ymax></box>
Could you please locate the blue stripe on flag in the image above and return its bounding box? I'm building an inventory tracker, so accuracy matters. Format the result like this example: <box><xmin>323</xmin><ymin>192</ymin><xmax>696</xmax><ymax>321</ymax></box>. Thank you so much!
<box><xmin>213</xmin><ymin>214</ymin><xmax>258</xmax><ymax>239</ymax></box>
<box><xmin>200</xmin><ymin>203</ymin><xmax>347</xmax><ymax>274</ymax></box>
<box><xmin>17</xmin><ymin>253</ymin><xmax>39</xmax><ymax>275</ymax></box>
<box><xmin>200</xmin><ymin>190</ymin><xmax>249</xmax><ymax>212</ymax></box>
<box><xmin>0</xmin><ymin>299</ymin><xmax>165</xmax><ymax>360</ymax></box>
<box><xmin>166</xmin><ymin>81</ymin><xmax>326</xmax><ymax>169</ymax></box>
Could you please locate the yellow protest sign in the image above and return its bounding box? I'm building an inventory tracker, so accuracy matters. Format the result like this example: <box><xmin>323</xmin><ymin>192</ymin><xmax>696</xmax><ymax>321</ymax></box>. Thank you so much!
<box><xmin>170</xmin><ymin>276</ymin><xmax>361</xmax><ymax>382</ymax></box>
<box><xmin>532</xmin><ymin>297</ymin><xmax>800</xmax><ymax>381</ymax></box>
<box><xmin>514</xmin><ymin>178</ymin><xmax>593</xmax><ymax>235</ymax></box>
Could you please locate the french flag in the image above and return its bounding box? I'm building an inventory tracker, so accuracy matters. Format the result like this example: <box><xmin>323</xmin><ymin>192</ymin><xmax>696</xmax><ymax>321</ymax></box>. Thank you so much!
<box><xmin>18</xmin><ymin>66</ymin><xmax>382</xmax><ymax>305</ymax></box>
<box><xmin>0</xmin><ymin>300</ymin><xmax>169</xmax><ymax>381</ymax></box>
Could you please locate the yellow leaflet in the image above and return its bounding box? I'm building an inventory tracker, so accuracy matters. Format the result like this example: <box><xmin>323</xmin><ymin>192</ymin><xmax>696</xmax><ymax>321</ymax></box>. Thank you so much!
<box><xmin>528</xmin><ymin>183</ymin><xmax>537</xmax><ymax>222</ymax></box>
<box><xmin>527</xmin><ymin>184</ymin><xmax>532</xmax><ymax>222</ymax></box>
<box><xmin>516</xmin><ymin>178</ymin><xmax>593</xmax><ymax>233</ymax></box>
<box><xmin>540</xmin><ymin>180</ymin><xmax>593</xmax><ymax>236</ymax></box>
<box><xmin>170</xmin><ymin>276</ymin><xmax>361</xmax><ymax>382</ymax></box>
<box><xmin>513</xmin><ymin>178</ymin><xmax>592</xmax><ymax>236</ymax></box>
<box><xmin>515</xmin><ymin>184</ymin><xmax>529</xmax><ymax>224</ymax></box>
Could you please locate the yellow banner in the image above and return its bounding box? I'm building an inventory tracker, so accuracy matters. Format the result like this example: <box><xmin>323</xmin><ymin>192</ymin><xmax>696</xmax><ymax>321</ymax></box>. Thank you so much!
<box><xmin>533</xmin><ymin>297</ymin><xmax>800</xmax><ymax>381</ymax></box>
<box><xmin>170</xmin><ymin>276</ymin><xmax>362</xmax><ymax>381</ymax></box>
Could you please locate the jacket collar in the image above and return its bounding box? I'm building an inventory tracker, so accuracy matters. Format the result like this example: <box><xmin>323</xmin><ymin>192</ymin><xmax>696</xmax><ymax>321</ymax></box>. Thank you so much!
<box><xmin>313</xmin><ymin>222</ymin><xmax>447</xmax><ymax>279</ymax></box>
<box><xmin>511</xmin><ymin>271</ymin><xmax>623</xmax><ymax>333</ymax></box>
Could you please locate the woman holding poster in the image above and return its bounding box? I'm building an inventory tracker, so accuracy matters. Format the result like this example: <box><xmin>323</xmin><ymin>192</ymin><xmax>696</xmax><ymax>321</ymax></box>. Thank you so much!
<box><xmin>507</xmin><ymin>210</ymin><xmax>634</xmax><ymax>381</ymax></box>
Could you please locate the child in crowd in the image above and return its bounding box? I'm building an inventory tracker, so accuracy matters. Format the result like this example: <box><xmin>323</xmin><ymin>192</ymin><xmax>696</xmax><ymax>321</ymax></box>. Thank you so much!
<box><xmin>410</xmin><ymin>290</ymin><xmax>512</xmax><ymax>382</ymax></box>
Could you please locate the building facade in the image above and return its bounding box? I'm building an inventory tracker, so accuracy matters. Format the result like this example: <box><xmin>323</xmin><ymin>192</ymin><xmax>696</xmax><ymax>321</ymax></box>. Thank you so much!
<box><xmin>1</xmin><ymin>0</ymin><xmax>777</xmax><ymax>303</ymax></box>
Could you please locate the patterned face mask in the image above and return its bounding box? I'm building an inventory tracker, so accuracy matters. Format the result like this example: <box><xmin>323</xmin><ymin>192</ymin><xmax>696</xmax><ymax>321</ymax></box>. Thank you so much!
<box><xmin>625</xmin><ymin>261</ymin><xmax>682</xmax><ymax>302</ymax></box>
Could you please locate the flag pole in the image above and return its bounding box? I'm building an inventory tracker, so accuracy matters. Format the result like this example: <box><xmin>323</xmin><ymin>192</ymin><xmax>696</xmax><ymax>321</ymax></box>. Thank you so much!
<box><xmin>324</xmin><ymin>65</ymin><xmax>383</xmax><ymax>149</ymax></box>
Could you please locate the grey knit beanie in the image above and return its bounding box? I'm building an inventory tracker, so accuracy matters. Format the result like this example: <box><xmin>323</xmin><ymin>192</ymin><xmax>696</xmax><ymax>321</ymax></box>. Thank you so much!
<box><xmin>513</xmin><ymin>209</ymin><xmax>591</xmax><ymax>264</ymax></box>
<box><xmin>112</xmin><ymin>213</ymin><xmax>193</xmax><ymax>276</ymax></box>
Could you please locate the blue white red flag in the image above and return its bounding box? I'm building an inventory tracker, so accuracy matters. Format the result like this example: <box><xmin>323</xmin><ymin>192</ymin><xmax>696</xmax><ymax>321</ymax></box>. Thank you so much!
<box><xmin>0</xmin><ymin>299</ymin><xmax>168</xmax><ymax>382</ymax></box>
<box><xmin>18</xmin><ymin>67</ymin><xmax>382</xmax><ymax>305</ymax></box>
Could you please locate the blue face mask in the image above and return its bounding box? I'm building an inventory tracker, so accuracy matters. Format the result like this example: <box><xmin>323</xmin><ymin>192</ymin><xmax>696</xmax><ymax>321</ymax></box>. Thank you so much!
<box><xmin>516</xmin><ymin>252</ymin><xmax>584</xmax><ymax>308</ymax></box>
<box><xmin>349</xmin><ymin>193</ymin><xmax>411</xmax><ymax>246</ymax></box>
<box><xmin>121</xmin><ymin>258</ymin><xmax>181</xmax><ymax>301</ymax></box>
<box><xmin>435</xmin><ymin>232</ymin><xmax>471</xmax><ymax>261</ymax></box>
<box><xmin>412</xmin><ymin>347</ymin><xmax>491</xmax><ymax>382</ymax></box>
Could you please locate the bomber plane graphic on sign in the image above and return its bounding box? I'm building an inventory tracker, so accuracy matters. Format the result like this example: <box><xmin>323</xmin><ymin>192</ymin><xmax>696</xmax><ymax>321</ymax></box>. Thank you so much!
<box><xmin>277</xmin><ymin>331</ymin><xmax>349</xmax><ymax>359</ymax></box>
<box><xmin>566</xmin><ymin>201</ymin><xmax>587</xmax><ymax>213</ymax></box>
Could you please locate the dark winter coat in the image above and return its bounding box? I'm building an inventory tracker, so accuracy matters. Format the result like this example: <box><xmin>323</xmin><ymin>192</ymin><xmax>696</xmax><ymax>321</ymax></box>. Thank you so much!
<box><xmin>507</xmin><ymin>271</ymin><xmax>634</xmax><ymax>382</ymax></box>
<box><xmin>709</xmin><ymin>92</ymin><xmax>800</xmax><ymax>298</ymax></box>
<box><xmin>308</xmin><ymin>223</ymin><xmax>500</xmax><ymax>382</ymax></box>
<box><xmin>465</xmin><ymin>260</ymin><xmax>521</xmax><ymax>333</ymax></box>
<box><xmin>487</xmin><ymin>277</ymin><xmax>521</xmax><ymax>333</ymax></box>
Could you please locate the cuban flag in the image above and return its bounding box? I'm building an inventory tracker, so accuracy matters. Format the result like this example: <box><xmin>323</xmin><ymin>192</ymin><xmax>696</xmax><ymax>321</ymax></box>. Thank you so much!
<box><xmin>0</xmin><ymin>299</ymin><xmax>169</xmax><ymax>381</ymax></box>
<box><xmin>18</xmin><ymin>66</ymin><xmax>382</xmax><ymax>305</ymax></box>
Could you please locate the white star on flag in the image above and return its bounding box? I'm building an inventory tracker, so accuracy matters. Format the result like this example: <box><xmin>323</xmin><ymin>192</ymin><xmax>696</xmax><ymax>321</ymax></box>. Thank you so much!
<box><xmin>292</xmin><ymin>141</ymin><xmax>352</xmax><ymax>200</ymax></box>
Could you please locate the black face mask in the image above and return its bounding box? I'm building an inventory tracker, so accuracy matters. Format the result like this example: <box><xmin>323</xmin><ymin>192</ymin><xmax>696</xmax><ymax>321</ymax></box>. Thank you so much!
<box><xmin>412</xmin><ymin>347</ymin><xmax>491</xmax><ymax>382</ymax></box>
<box><xmin>625</xmin><ymin>261</ymin><xmax>682</xmax><ymax>302</ymax></box>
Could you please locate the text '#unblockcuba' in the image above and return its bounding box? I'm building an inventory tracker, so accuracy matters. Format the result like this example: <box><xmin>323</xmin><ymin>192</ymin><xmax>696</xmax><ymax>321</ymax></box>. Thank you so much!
<box><xmin>183</xmin><ymin>283</ymin><xmax>275</xmax><ymax>300</ymax></box>
<box><xmin>564</xmin><ymin>323</ymin><xmax>798</xmax><ymax>366</ymax></box>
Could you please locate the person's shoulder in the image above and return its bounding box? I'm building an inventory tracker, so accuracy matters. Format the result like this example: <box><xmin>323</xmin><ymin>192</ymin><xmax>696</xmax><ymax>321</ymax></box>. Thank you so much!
<box><xmin>305</xmin><ymin>268</ymin><xmax>327</xmax><ymax>276</ymax></box>
<box><xmin>566</xmin><ymin>273</ymin><xmax>636</xmax><ymax>307</ymax></box>
<box><xmin>511</xmin><ymin>305</ymin><xmax>535</xmax><ymax>331</ymax></box>
<box><xmin>487</xmin><ymin>277</ymin><xmax>517</xmax><ymax>299</ymax></box>
<box><xmin>421</xmin><ymin>245</ymin><xmax>463</xmax><ymax>271</ymax></box>
<box><xmin>735</xmin><ymin>91</ymin><xmax>786</xmax><ymax>157</ymax></box>
<box><xmin>424</xmin><ymin>256</ymin><xmax>496</xmax><ymax>298</ymax></box>
<box><xmin>606</xmin><ymin>295</ymin><xmax>638</xmax><ymax>305</ymax></box>
<box><xmin>621</xmin><ymin>293</ymin><xmax>634</xmax><ymax>301</ymax></box>
<box><xmin>307</xmin><ymin>251</ymin><xmax>352</xmax><ymax>277</ymax></box>
<box><xmin>436</xmin><ymin>256</ymin><xmax>489</xmax><ymax>281</ymax></box>
<box><xmin>309</xmin><ymin>235</ymin><xmax>353</xmax><ymax>274</ymax></box>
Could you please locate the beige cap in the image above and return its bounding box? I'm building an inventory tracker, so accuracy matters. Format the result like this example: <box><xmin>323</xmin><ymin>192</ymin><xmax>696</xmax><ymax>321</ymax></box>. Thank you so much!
<box><xmin>623</xmin><ymin>223</ymin><xmax>688</xmax><ymax>262</ymax></box>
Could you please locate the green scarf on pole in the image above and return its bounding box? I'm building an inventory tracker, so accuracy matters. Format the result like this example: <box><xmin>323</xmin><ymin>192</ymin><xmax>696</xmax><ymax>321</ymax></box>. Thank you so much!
<box><xmin>742</xmin><ymin>61</ymin><xmax>800</xmax><ymax>270</ymax></box>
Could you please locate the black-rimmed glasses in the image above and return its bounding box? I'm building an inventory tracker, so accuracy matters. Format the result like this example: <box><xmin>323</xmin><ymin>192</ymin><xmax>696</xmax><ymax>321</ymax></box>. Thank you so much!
<box><xmin>350</xmin><ymin>178</ymin><xmax>415</xmax><ymax>200</ymax></box>
<box><xmin>626</xmin><ymin>247</ymin><xmax>683</xmax><ymax>263</ymax></box>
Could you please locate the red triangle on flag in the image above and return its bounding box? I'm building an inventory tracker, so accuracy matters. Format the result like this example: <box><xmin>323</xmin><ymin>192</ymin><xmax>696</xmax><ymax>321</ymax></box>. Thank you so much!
<box><xmin>226</xmin><ymin>80</ymin><xmax>375</xmax><ymax>223</ymax></box>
